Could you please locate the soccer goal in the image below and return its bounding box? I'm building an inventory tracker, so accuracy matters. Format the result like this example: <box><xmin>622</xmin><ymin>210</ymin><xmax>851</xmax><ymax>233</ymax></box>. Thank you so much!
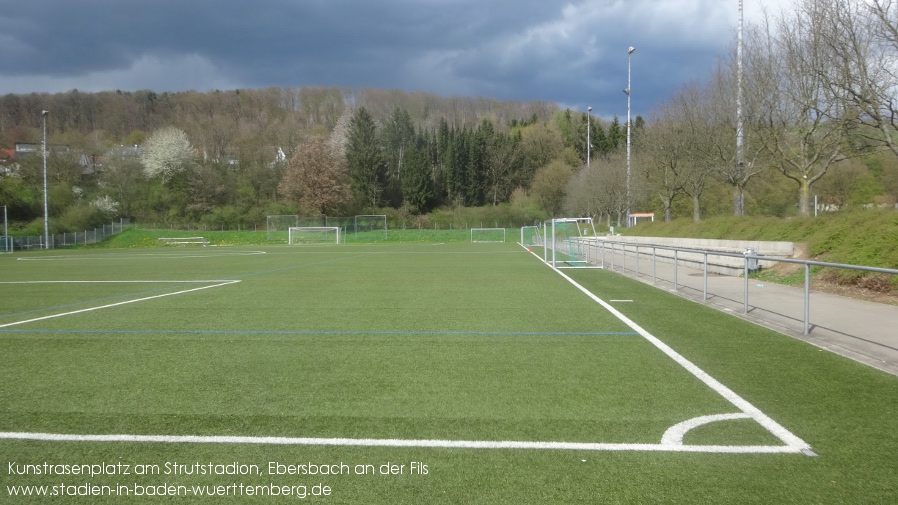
<box><xmin>288</xmin><ymin>227</ymin><xmax>341</xmax><ymax>245</ymax></box>
<box><xmin>520</xmin><ymin>226</ymin><xmax>542</xmax><ymax>248</ymax></box>
<box><xmin>543</xmin><ymin>218</ymin><xmax>600</xmax><ymax>268</ymax></box>
<box><xmin>471</xmin><ymin>228</ymin><xmax>506</xmax><ymax>243</ymax></box>
<box><xmin>352</xmin><ymin>214</ymin><xmax>388</xmax><ymax>241</ymax></box>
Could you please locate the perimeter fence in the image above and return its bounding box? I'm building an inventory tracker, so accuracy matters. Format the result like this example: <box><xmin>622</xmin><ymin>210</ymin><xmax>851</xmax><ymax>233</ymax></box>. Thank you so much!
<box><xmin>2</xmin><ymin>220</ymin><xmax>131</xmax><ymax>252</ymax></box>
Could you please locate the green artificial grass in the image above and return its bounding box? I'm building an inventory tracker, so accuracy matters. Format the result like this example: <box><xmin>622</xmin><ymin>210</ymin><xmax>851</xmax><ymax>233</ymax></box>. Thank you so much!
<box><xmin>1</xmin><ymin>243</ymin><xmax>897</xmax><ymax>503</ymax></box>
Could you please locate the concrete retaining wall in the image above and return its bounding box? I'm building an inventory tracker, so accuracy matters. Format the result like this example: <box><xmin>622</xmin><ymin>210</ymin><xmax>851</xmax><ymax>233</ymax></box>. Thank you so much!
<box><xmin>593</xmin><ymin>236</ymin><xmax>795</xmax><ymax>276</ymax></box>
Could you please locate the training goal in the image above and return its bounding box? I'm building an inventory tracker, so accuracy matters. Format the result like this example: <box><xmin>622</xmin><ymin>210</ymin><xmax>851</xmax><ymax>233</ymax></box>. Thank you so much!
<box><xmin>520</xmin><ymin>226</ymin><xmax>542</xmax><ymax>248</ymax></box>
<box><xmin>541</xmin><ymin>218</ymin><xmax>600</xmax><ymax>268</ymax></box>
<box><xmin>352</xmin><ymin>214</ymin><xmax>388</xmax><ymax>241</ymax></box>
<box><xmin>288</xmin><ymin>227</ymin><xmax>341</xmax><ymax>245</ymax></box>
<box><xmin>471</xmin><ymin>228</ymin><xmax>506</xmax><ymax>243</ymax></box>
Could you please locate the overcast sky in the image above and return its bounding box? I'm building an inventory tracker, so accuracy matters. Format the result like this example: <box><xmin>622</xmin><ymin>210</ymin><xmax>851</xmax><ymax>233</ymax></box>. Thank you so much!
<box><xmin>0</xmin><ymin>0</ymin><xmax>777</xmax><ymax>119</ymax></box>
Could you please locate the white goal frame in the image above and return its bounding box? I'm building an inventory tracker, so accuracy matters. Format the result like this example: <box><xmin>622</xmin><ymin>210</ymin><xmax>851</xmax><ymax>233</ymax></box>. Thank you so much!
<box><xmin>520</xmin><ymin>226</ymin><xmax>542</xmax><ymax>248</ymax></box>
<box><xmin>542</xmin><ymin>218</ymin><xmax>601</xmax><ymax>269</ymax></box>
<box><xmin>471</xmin><ymin>228</ymin><xmax>506</xmax><ymax>243</ymax></box>
<box><xmin>288</xmin><ymin>227</ymin><xmax>341</xmax><ymax>245</ymax></box>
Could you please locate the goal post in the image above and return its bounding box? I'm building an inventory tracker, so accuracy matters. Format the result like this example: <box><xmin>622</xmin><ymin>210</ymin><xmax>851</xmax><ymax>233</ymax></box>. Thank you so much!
<box><xmin>543</xmin><ymin>218</ymin><xmax>600</xmax><ymax>268</ymax></box>
<box><xmin>352</xmin><ymin>214</ymin><xmax>388</xmax><ymax>241</ymax></box>
<box><xmin>288</xmin><ymin>227</ymin><xmax>341</xmax><ymax>245</ymax></box>
<box><xmin>520</xmin><ymin>226</ymin><xmax>542</xmax><ymax>248</ymax></box>
<box><xmin>471</xmin><ymin>228</ymin><xmax>506</xmax><ymax>243</ymax></box>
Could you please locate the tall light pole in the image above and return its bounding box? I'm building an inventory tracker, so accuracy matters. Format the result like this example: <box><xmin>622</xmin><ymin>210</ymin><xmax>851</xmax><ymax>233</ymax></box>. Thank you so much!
<box><xmin>587</xmin><ymin>106</ymin><xmax>592</xmax><ymax>171</ymax></box>
<box><xmin>624</xmin><ymin>46</ymin><xmax>635</xmax><ymax>227</ymax></box>
<box><xmin>736</xmin><ymin>0</ymin><xmax>745</xmax><ymax>215</ymax></box>
<box><xmin>41</xmin><ymin>110</ymin><xmax>50</xmax><ymax>249</ymax></box>
<box><xmin>3</xmin><ymin>205</ymin><xmax>8</xmax><ymax>253</ymax></box>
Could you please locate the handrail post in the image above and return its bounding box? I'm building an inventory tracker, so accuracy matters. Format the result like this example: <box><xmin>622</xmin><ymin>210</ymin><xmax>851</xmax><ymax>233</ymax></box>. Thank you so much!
<box><xmin>674</xmin><ymin>250</ymin><xmax>679</xmax><ymax>291</ymax></box>
<box><xmin>623</xmin><ymin>243</ymin><xmax>627</xmax><ymax>273</ymax></box>
<box><xmin>804</xmin><ymin>263</ymin><xmax>811</xmax><ymax>335</ymax></box>
<box><xmin>703</xmin><ymin>252</ymin><xmax>708</xmax><ymax>301</ymax></box>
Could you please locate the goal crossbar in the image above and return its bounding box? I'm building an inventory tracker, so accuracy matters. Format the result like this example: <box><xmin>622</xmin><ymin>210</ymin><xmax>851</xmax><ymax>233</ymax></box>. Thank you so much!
<box><xmin>471</xmin><ymin>228</ymin><xmax>506</xmax><ymax>243</ymax></box>
<box><xmin>288</xmin><ymin>226</ymin><xmax>341</xmax><ymax>245</ymax></box>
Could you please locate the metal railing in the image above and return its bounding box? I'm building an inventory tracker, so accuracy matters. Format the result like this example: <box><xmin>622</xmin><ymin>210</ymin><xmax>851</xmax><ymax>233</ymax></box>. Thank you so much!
<box><xmin>585</xmin><ymin>238</ymin><xmax>898</xmax><ymax>335</ymax></box>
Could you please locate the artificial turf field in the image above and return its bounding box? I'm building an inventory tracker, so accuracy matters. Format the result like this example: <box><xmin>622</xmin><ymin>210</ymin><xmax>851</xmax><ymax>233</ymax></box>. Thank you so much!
<box><xmin>1</xmin><ymin>242</ymin><xmax>896</xmax><ymax>503</ymax></box>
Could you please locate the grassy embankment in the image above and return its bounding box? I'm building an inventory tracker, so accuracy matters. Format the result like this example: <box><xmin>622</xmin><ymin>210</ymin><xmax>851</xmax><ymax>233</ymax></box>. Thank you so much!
<box><xmin>628</xmin><ymin>210</ymin><xmax>898</xmax><ymax>292</ymax></box>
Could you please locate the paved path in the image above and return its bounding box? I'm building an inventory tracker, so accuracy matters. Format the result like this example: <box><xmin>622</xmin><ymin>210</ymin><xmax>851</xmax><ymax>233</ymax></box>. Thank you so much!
<box><xmin>601</xmin><ymin>252</ymin><xmax>898</xmax><ymax>377</ymax></box>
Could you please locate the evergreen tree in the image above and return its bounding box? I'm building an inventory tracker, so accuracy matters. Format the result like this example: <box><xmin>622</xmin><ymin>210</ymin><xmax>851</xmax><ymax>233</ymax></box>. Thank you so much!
<box><xmin>401</xmin><ymin>133</ymin><xmax>435</xmax><ymax>213</ymax></box>
<box><xmin>381</xmin><ymin>107</ymin><xmax>416</xmax><ymax>207</ymax></box>
<box><xmin>346</xmin><ymin>107</ymin><xmax>387</xmax><ymax>208</ymax></box>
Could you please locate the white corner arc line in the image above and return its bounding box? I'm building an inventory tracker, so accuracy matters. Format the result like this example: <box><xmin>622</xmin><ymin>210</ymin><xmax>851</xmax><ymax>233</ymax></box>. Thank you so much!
<box><xmin>0</xmin><ymin>432</ymin><xmax>808</xmax><ymax>454</ymax></box>
<box><xmin>661</xmin><ymin>413</ymin><xmax>752</xmax><ymax>446</ymax></box>
<box><xmin>0</xmin><ymin>280</ymin><xmax>240</xmax><ymax>329</ymax></box>
<box><xmin>545</xmin><ymin>261</ymin><xmax>811</xmax><ymax>453</ymax></box>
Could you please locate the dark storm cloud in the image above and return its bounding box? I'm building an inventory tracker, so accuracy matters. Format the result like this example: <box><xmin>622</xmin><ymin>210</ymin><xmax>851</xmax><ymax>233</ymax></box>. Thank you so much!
<box><xmin>0</xmin><ymin>0</ymin><xmax>771</xmax><ymax>117</ymax></box>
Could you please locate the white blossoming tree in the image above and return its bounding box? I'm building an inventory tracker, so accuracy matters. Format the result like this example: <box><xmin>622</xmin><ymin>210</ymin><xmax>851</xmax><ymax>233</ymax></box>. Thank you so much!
<box><xmin>140</xmin><ymin>127</ymin><xmax>195</xmax><ymax>183</ymax></box>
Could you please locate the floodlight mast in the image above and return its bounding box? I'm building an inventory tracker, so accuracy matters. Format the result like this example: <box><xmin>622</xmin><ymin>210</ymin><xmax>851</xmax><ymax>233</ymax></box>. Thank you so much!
<box><xmin>736</xmin><ymin>0</ymin><xmax>745</xmax><ymax>214</ymax></box>
<box><xmin>587</xmin><ymin>106</ymin><xmax>592</xmax><ymax>171</ymax></box>
<box><xmin>624</xmin><ymin>46</ymin><xmax>634</xmax><ymax>227</ymax></box>
<box><xmin>41</xmin><ymin>110</ymin><xmax>50</xmax><ymax>249</ymax></box>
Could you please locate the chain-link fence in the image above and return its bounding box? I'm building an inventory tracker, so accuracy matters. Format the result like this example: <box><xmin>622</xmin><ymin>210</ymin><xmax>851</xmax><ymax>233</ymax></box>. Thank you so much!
<box><xmin>1</xmin><ymin>220</ymin><xmax>130</xmax><ymax>252</ymax></box>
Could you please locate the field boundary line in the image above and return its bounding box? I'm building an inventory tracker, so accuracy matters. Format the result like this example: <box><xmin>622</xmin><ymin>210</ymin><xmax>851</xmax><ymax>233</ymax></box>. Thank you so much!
<box><xmin>0</xmin><ymin>280</ymin><xmax>240</xmax><ymax>329</ymax></box>
<box><xmin>534</xmin><ymin>251</ymin><xmax>814</xmax><ymax>455</ymax></box>
<box><xmin>0</xmin><ymin>431</ymin><xmax>808</xmax><ymax>454</ymax></box>
<box><xmin>15</xmin><ymin>251</ymin><xmax>267</xmax><ymax>261</ymax></box>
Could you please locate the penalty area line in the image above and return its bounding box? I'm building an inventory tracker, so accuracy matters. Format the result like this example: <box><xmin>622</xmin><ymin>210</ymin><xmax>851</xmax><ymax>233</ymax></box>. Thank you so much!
<box><xmin>0</xmin><ymin>280</ymin><xmax>240</xmax><ymax>329</ymax></box>
<box><xmin>0</xmin><ymin>432</ymin><xmax>808</xmax><ymax>454</ymax></box>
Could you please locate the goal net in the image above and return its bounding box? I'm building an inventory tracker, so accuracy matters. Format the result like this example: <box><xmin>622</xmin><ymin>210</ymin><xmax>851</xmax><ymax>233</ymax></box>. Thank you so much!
<box><xmin>520</xmin><ymin>226</ymin><xmax>542</xmax><ymax>248</ymax></box>
<box><xmin>544</xmin><ymin>218</ymin><xmax>600</xmax><ymax>268</ymax></box>
<box><xmin>471</xmin><ymin>228</ymin><xmax>506</xmax><ymax>243</ymax></box>
<box><xmin>288</xmin><ymin>227</ymin><xmax>341</xmax><ymax>245</ymax></box>
<box><xmin>352</xmin><ymin>214</ymin><xmax>388</xmax><ymax>242</ymax></box>
<box><xmin>267</xmin><ymin>215</ymin><xmax>300</xmax><ymax>242</ymax></box>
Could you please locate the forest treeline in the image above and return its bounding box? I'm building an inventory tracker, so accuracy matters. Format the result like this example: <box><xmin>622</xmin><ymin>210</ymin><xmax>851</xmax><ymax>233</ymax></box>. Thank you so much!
<box><xmin>0</xmin><ymin>86</ymin><xmax>636</xmax><ymax>233</ymax></box>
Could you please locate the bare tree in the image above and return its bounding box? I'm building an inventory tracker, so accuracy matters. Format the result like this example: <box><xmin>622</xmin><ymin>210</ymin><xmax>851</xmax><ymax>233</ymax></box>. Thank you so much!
<box><xmin>279</xmin><ymin>136</ymin><xmax>352</xmax><ymax>216</ymax></box>
<box><xmin>707</xmin><ymin>59</ymin><xmax>768</xmax><ymax>215</ymax></box>
<box><xmin>640</xmin><ymin>117</ymin><xmax>685</xmax><ymax>222</ymax></box>
<box><xmin>642</xmin><ymin>83</ymin><xmax>716</xmax><ymax>222</ymax></box>
<box><xmin>749</xmin><ymin>2</ymin><xmax>852</xmax><ymax>215</ymax></box>
<box><xmin>563</xmin><ymin>152</ymin><xmax>628</xmax><ymax>227</ymax></box>
<box><xmin>821</xmin><ymin>0</ymin><xmax>898</xmax><ymax>158</ymax></box>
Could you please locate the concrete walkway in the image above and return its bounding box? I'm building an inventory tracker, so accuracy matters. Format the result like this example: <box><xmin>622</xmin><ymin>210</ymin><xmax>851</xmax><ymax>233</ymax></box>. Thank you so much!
<box><xmin>601</xmin><ymin>252</ymin><xmax>898</xmax><ymax>377</ymax></box>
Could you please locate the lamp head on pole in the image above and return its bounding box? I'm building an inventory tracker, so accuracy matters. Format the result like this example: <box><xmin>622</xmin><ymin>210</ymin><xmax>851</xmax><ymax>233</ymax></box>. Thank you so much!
<box><xmin>41</xmin><ymin>110</ymin><xmax>49</xmax><ymax>116</ymax></box>
<box><xmin>628</xmin><ymin>46</ymin><xmax>635</xmax><ymax>55</ymax></box>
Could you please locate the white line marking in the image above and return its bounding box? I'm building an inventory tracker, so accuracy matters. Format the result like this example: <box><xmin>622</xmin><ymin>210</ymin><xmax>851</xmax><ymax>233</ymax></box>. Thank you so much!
<box><xmin>0</xmin><ymin>280</ymin><xmax>240</xmax><ymax>329</ymax></box>
<box><xmin>610</xmin><ymin>299</ymin><xmax>634</xmax><ymax>302</ymax></box>
<box><xmin>546</xmin><ymin>263</ymin><xmax>812</xmax><ymax>453</ymax></box>
<box><xmin>16</xmin><ymin>251</ymin><xmax>266</xmax><ymax>261</ymax></box>
<box><xmin>0</xmin><ymin>432</ymin><xmax>807</xmax><ymax>453</ymax></box>
<box><xmin>661</xmin><ymin>413</ymin><xmax>751</xmax><ymax>445</ymax></box>
<box><xmin>0</xmin><ymin>280</ymin><xmax>234</xmax><ymax>284</ymax></box>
